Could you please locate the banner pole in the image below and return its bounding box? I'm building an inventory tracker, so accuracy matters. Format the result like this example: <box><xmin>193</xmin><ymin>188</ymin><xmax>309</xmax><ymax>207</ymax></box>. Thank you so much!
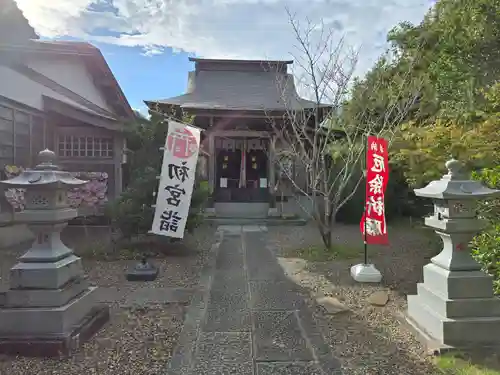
<box><xmin>363</xmin><ymin>134</ymin><xmax>368</xmax><ymax>265</ymax></box>
<box><xmin>351</xmin><ymin>133</ymin><xmax>382</xmax><ymax>283</ymax></box>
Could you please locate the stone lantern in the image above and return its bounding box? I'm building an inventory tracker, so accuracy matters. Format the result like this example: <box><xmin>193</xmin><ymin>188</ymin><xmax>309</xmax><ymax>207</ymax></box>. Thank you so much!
<box><xmin>0</xmin><ymin>149</ymin><xmax>109</xmax><ymax>357</ymax></box>
<box><xmin>407</xmin><ymin>158</ymin><xmax>500</xmax><ymax>348</ymax></box>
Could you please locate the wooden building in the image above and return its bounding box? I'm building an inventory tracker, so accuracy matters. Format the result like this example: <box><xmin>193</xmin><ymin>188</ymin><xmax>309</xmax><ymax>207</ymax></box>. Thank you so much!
<box><xmin>0</xmin><ymin>40</ymin><xmax>134</xmax><ymax>207</ymax></box>
<box><xmin>146</xmin><ymin>58</ymin><xmax>331</xmax><ymax>218</ymax></box>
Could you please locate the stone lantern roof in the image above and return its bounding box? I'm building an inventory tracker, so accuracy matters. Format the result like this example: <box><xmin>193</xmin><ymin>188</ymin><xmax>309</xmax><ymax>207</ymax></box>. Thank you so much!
<box><xmin>414</xmin><ymin>158</ymin><xmax>500</xmax><ymax>200</ymax></box>
<box><xmin>0</xmin><ymin>149</ymin><xmax>88</xmax><ymax>188</ymax></box>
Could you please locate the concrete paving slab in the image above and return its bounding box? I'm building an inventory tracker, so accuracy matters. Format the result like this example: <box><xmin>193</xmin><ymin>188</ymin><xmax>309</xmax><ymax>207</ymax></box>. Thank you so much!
<box><xmin>196</xmin><ymin>332</ymin><xmax>252</xmax><ymax>363</ymax></box>
<box><xmin>253</xmin><ymin>310</ymin><xmax>313</xmax><ymax>362</ymax></box>
<box><xmin>256</xmin><ymin>362</ymin><xmax>322</xmax><ymax>375</ymax></box>
<box><xmin>250</xmin><ymin>281</ymin><xmax>304</xmax><ymax>310</ymax></box>
<box><xmin>204</xmin><ymin>307</ymin><xmax>252</xmax><ymax>332</ymax></box>
<box><xmin>191</xmin><ymin>360</ymin><xmax>253</xmax><ymax>375</ymax></box>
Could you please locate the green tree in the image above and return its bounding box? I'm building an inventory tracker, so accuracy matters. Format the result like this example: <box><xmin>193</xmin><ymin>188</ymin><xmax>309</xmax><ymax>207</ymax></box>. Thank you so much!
<box><xmin>343</xmin><ymin>0</ymin><xmax>500</xmax><ymax>130</ymax></box>
<box><xmin>391</xmin><ymin>83</ymin><xmax>500</xmax><ymax>188</ymax></box>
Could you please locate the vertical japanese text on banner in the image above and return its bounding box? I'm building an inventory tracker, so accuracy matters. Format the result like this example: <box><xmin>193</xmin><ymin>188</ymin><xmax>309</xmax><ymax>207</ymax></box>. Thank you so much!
<box><xmin>360</xmin><ymin>136</ymin><xmax>389</xmax><ymax>245</ymax></box>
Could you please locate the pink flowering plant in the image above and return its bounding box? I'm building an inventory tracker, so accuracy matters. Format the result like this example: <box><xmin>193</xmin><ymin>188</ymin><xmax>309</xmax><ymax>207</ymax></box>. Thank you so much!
<box><xmin>3</xmin><ymin>166</ymin><xmax>108</xmax><ymax>211</ymax></box>
<box><xmin>67</xmin><ymin>172</ymin><xmax>109</xmax><ymax>209</ymax></box>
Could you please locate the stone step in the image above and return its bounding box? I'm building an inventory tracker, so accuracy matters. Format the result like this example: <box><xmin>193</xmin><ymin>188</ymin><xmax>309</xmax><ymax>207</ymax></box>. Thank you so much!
<box><xmin>3</xmin><ymin>277</ymin><xmax>89</xmax><ymax>308</ymax></box>
<box><xmin>416</xmin><ymin>283</ymin><xmax>500</xmax><ymax>318</ymax></box>
<box><xmin>0</xmin><ymin>286</ymin><xmax>98</xmax><ymax>336</ymax></box>
<box><xmin>205</xmin><ymin>217</ymin><xmax>307</xmax><ymax>226</ymax></box>
<box><xmin>423</xmin><ymin>263</ymin><xmax>494</xmax><ymax>299</ymax></box>
<box><xmin>408</xmin><ymin>294</ymin><xmax>500</xmax><ymax>346</ymax></box>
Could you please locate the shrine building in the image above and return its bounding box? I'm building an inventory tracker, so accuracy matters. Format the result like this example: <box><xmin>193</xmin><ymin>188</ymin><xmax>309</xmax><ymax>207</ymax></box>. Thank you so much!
<box><xmin>145</xmin><ymin>58</ymin><xmax>332</xmax><ymax>219</ymax></box>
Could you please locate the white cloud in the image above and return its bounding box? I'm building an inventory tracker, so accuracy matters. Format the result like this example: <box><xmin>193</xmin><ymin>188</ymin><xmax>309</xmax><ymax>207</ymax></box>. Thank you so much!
<box><xmin>132</xmin><ymin>106</ymin><xmax>151</xmax><ymax>118</ymax></box>
<box><xmin>16</xmin><ymin>0</ymin><xmax>431</xmax><ymax>77</ymax></box>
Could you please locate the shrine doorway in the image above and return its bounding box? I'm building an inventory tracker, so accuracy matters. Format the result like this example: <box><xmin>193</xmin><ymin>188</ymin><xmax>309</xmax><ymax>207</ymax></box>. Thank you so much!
<box><xmin>213</xmin><ymin>137</ymin><xmax>269</xmax><ymax>203</ymax></box>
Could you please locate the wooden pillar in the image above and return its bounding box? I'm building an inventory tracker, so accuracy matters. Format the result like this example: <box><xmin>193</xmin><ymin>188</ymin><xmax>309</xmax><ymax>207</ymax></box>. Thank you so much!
<box><xmin>113</xmin><ymin>134</ymin><xmax>124</xmax><ymax>199</ymax></box>
<box><xmin>207</xmin><ymin>117</ymin><xmax>216</xmax><ymax>210</ymax></box>
<box><xmin>268</xmin><ymin>135</ymin><xmax>276</xmax><ymax>209</ymax></box>
<box><xmin>208</xmin><ymin>118</ymin><xmax>215</xmax><ymax>193</ymax></box>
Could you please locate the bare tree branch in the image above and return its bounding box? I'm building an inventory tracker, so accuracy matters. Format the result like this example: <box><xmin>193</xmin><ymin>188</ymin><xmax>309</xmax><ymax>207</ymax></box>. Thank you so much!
<box><xmin>262</xmin><ymin>10</ymin><xmax>426</xmax><ymax>249</ymax></box>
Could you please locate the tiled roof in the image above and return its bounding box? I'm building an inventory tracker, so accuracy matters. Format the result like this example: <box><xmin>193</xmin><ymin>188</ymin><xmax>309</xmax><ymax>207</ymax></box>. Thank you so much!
<box><xmin>149</xmin><ymin>66</ymin><xmax>329</xmax><ymax>111</ymax></box>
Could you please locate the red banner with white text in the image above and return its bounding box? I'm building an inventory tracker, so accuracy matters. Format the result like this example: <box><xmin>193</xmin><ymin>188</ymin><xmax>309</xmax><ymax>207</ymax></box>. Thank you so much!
<box><xmin>360</xmin><ymin>136</ymin><xmax>389</xmax><ymax>245</ymax></box>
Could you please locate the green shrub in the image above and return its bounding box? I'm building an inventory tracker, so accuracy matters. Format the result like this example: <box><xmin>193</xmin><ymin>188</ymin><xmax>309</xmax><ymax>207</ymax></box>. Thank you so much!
<box><xmin>335</xmin><ymin>175</ymin><xmax>364</xmax><ymax>224</ymax></box>
<box><xmin>471</xmin><ymin>166</ymin><xmax>500</xmax><ymax>294</ymax></box>
<box><xmin>472</xmin><ymin>224</ymin><xmax>500</xmax><ymax>294</ymax></box>
<box><xmin>335</xmin><ymin>167</ymin><xmax>427</xmax><ymax>224</ymax></box>
<box><xmin>185</xmin><ymin>180</ymin><xmax>210</xmax><ymax>233</ymax></box>
<box><xmin>472</xmin><ymin>166</ymin><xmax>500</xmax><ymax>222</ymax></box>
<box><xmin>107</xmin><ymin>173</ymin><xmax>209</xmax><ymax>240</ymax></box>
<box><xmin>105</xmin><ymin>166</ymin><xmax>156</xmax><ymax>239</ymax></box>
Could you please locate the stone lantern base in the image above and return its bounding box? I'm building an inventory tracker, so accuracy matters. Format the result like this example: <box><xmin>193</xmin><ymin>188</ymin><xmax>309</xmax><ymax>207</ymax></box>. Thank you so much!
<box><xmin>0</xmin><ymin>304</ymin><xmax>109</xmax><ymax>357</ymax></box>
<box><xmin>406</xmin><ymin>262</ymin><xmax>500</xmax><ymax>349</ymax></box>
<box><xmin>0</xmin><ymin>222</ymin><xmax>110</xmax><ymax>357</ymax></box>
<box><xmin>0</xmin><ymin>271</ymin><xmax>110</xmax><ymax>357</ymax></box>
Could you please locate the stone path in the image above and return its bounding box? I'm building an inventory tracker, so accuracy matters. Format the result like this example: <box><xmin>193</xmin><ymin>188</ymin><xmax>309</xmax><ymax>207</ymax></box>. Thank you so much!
<box><xmin>165</xmin><ymin>225</ymin><xmax>342</xmax><ymax>375</ymax></box>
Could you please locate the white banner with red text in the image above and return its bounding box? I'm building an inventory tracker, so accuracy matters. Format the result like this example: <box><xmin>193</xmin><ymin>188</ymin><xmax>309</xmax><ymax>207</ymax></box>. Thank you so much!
<box><xmin>151</xmin><ymin>121</ymin><xmax>201</xmax><ymax>239</ymax></box>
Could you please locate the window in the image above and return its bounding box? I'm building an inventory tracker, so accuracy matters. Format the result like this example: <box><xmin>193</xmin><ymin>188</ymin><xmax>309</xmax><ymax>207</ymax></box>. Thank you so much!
<box><xmin>57</xmin><ymin>136</ymin><xmax>113</xmax><ymax>158</ymax></box>
<box><xmin>0</xmin><ymin>105</ymin><xmax>14</xmax><ymax>165</ymax></box>
<box><xmin>31</xmin><ymin>116</ymin><xmax>45</xmax><ymax>166</ymax></box>
<box><xmin>14</xmin><ymin>109</ymin><xmax>31</xmax><ymax>167</ymax></box>
<box><xmin>0</xmin><ymin>104</ymin><xmax>46</xmax><ymax>169</ymax></box>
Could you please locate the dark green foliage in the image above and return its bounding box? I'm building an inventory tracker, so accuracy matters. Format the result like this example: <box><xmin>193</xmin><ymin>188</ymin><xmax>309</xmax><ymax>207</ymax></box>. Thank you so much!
<box><xmin>472</xmin><ymin>167</ymin><xmax>500</xmax><ymax>223</ymax></box>
<box><xmin>344</xmin><ymin>0</ymin><xmax>500</xmax><ymax>131</ymax></box>
<box><xmin>105</xmin><ymin>166</ymin><xmax>157</xmax><ymax>239</ymax></box>
<box><xmin>471</xmin><ymin>167</ymin><xmax>500</xmax><ymax>294</ymax></box>
<box><xmin>186</xmin><ymin>180</ymin><xmax>210</xmax><ymax>232</ymax></box>
<box><xmin>335</xmin><ymin>168</ymin><xmax>430</xmax><ymax>224</ymax></box>
<box><xmin>334</xmin><ymin>180</ymin><xmax>364</xmax><ymax>224</ymax></box>
<box><xmin>472</xmin><ymin>223</ymin><xmax>500</xmax><ymax>294</ymax></box>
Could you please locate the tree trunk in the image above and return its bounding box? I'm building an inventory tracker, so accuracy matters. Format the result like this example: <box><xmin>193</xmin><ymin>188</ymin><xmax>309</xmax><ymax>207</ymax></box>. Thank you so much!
<box><xmin>316</xmin><ymin>199</ymin><xmax>335</xmax><ymax>250</ymax></box>
<box><xmin>319</xmin><ymin>225</ymin><xmax>333</xmax><ymax>250</ymax></box>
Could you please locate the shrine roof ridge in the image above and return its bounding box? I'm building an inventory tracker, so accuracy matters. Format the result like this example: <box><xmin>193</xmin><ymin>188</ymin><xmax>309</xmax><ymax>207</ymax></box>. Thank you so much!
<box><xmin>188</xmin><ymin>57</ymin><xmax>293</xmax><ymax>65</ymax></box>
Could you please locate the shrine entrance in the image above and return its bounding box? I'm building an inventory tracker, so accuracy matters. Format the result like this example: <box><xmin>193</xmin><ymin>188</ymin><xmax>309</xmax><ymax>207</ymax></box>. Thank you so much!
<box><xmin>213</xmin><ymin>137</ymin><xmax>269</xmax><ymax>203</ymax></box>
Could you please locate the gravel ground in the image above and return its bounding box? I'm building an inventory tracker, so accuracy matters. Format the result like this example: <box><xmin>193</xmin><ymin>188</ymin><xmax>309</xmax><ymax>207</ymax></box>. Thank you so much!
<box><xmin>0</xmin><ymin>223</ymin><xmax>216</xmax><ymax>374</ymax></box>
<box><xmin>0</xmin><ymin>304</ymin><xmax>185</xmax><ymax>375</ymax></box>
<box><xmin>268</xmin><ymin>222</ymin><xmax>442</xmax><ymax>375</ymax></box>
<box><xmin>0</xmin><ymin>224</ymin><xmax>216</xmax><ymax>290</ymax></box>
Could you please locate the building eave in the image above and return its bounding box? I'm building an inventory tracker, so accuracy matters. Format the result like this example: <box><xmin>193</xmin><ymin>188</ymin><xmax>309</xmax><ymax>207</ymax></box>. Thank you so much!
<box><xmin>43</xmin><ymin>95</ymin><xmax>122</xmax><ymax>132</ymax></box>
<box><xmin>146</xmin><ymin>99</ymin><xmax>332</xmax><ymax>112</ymax></box>
<box><xmin>0</xmin><ymin>40</ymin><xmax>135</xmax><ymax>121</ymax></box>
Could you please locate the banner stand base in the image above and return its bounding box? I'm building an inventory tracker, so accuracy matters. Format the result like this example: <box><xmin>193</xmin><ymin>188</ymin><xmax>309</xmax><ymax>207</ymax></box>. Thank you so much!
<box><xmin>350</xmin><ymin>263</ymin><xmax>382</xmax><ymax>283</ymax></box>
<box><xmin>126</xmin><ymin>257</ymin><xmax>159</xmax><ymax>282</ymax></box>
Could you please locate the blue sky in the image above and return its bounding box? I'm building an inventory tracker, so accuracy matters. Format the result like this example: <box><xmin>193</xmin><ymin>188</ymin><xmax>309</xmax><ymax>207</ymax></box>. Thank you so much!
<box><xmin>95</xmin><ymin>43</ymin><xmax>193</xmax><ymax>113</ymax></box>
<box><xmin>18</xmin><ymin>0</ymin><xmax>433</xmax><ymax>114</ymax></box>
